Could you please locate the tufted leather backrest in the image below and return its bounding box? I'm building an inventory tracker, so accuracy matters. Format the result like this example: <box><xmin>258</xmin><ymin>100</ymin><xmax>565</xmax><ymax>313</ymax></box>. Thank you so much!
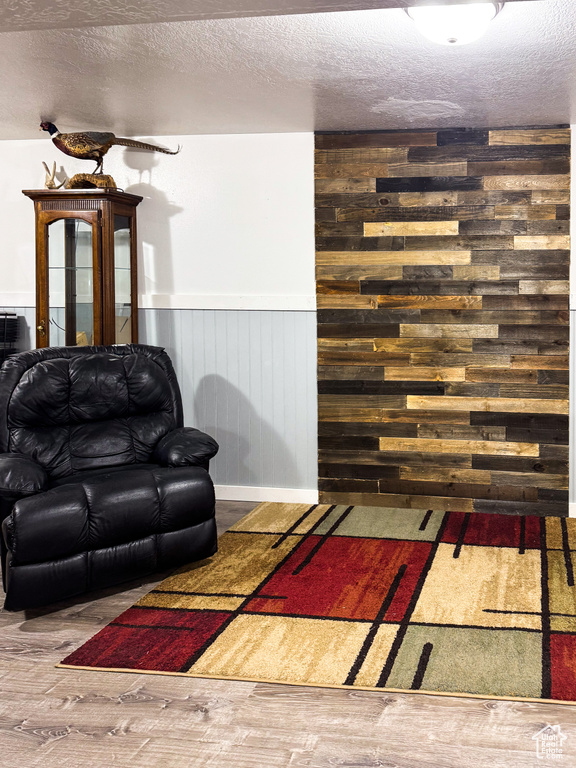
<box><xmin>0</xmin><ymin>344</ymin><xmax>183</xmax><ymax>478</ymax></box>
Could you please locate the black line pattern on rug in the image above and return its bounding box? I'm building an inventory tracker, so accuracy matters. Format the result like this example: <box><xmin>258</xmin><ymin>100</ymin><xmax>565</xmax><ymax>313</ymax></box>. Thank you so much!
<box><xmin>376</xmin><ymin>511</ymin><xmax>451</xmax><ymax>689</ymax></box>
<box><xmin>560</xmin><ymin>517</ymin><xmax>574</xmax><ymax>587</ymax></box>
<box><xmin>411</xmin><ymin>642</ymin><xmax>434</xmax><ymax>690</ymax></box>
<box><xmin>177</xmin><ymin>505</ymin><xmax>339</xmax><ymax>673</ymax></box>
<box><xmin>539</xmin><ymin>516</ymin><xmax>552</xmax><ymax>700</ymax></box>
<box><xmin>343</xmin><ymin>563</ymin><xmax>407</xmax><ymax>686</ymax></box>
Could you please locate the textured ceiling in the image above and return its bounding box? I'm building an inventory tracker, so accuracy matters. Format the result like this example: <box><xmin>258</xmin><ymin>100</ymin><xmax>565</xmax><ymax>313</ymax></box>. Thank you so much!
<box><xmin>0</xmin><ymin>0</ymin><xmax>538</xmax><ymax>33</ymax></box>
<box><xmin>0</xmin><ymin>0</ymin><xmax>573</xmax><ymax>139</ymax></box>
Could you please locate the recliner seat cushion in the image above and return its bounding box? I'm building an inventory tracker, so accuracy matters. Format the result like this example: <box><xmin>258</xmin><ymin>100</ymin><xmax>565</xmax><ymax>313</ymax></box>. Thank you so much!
<box><xmin>4</xmin><ymin>465</ymin><xmax>215</xmax><ymax>566</ymax></box>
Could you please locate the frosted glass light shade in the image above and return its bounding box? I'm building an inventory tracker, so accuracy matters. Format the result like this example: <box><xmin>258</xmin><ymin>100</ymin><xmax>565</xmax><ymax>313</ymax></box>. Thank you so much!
<box><xmin>406</xmin><ymin>3</ymin><xmax>502</xmax><ymax>46</ymax></box>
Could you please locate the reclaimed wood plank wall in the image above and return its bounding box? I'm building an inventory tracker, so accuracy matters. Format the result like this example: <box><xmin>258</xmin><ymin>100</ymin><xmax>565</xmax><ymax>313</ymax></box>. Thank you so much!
<box><xmin>315</xmin><ymin>126</ymin><xmax>570</xmax><ymax>517</ymax></box>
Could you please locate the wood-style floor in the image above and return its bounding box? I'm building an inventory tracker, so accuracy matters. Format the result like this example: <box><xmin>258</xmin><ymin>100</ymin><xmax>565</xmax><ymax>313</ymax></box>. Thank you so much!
<box><xmin>1</xmin><ymin>500</ymin><xmax>575</xmax><ymax>767</ymax></box>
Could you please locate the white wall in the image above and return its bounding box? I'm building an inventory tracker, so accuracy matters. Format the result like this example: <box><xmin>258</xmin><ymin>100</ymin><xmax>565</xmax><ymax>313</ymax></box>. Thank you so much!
<box><xmin>0</xmin><ymin>131</ymin><xmax>319</xmax><ymax>499</ymax></box>
<box><xmin>0</xmin><ymin>132</ymin><xmax>316</xmax><ymax>310</ymax></box>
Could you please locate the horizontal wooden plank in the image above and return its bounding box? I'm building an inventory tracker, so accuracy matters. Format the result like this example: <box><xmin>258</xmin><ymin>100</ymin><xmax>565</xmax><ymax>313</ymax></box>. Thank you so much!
<box><xmin>377</xmin><ymin>409</ymin><xmax>472</xmax><ymax>425</ymax></box>
<box><xmin>400</xmin><ymin>467</ymin><xmax>491</xmax><ymax>484</ymax></box>
<box><xmin>316</xmin><ymin>295</ymin><xmax>378</xmax><ymax>309</ymax></box>
<box><xmin>377</xmin><ymin>295</ymin><xmax>483</xmax><ymax>309</ymax></box>
<box><xmin>315</xmin><ymin>163</ymin><xmax>389</xmax><ymax>178</ymax></box>
<box><xmin>315</xmin><ymin>178</ymin><xmax>376</xmax><ymax>194</ymax></box>
<box><xmin>316</xmin><ymin>221</ymin><xmax>364</xmax><ymax>237</ymax></box>
<box><xmin>408</xmin><ymin>144</ymin><xmax>570</xmax><ymax>162</ymax></box>
<box><xmin>318</xmin><ymin>421</ymin><xmax>414</xmax><ymax>436</ymax></box>
<box><xmin>398</xmin><ymin>191</ymin><xmax>459</xmax><ymax>207</ymax></box>
<box><xmin>472</xmin><ymin>454</ymin><xmax>568</xmax><ymax>474</ymax></box>
<box><xmin>484</xmin><ymin>175</ymin><xmax>570</xmax><ymax>190</ymax></box>
<box><xmin>518</xmin><ymin>280</ymin><xmax>569</xmax><ymax>294</ymax></box>
<box><xmin>494</xmin><ymin>205</ymin><xmax>556</xmax><ymax>220</ymax></box>
<box><xmin>526</xmin><ymin>221</ymin><xmax>570</xmax><ymax>235</ymax></box>
<box><xmin>316</xmin><ymin>192</ymin><xmax>401</xmax><ymax>208</ymax></box>
<box><xmin>497</xmin><ymin>324</ymin><xmax>570</xmax><ymax>341</ymax></box>
<box><xmin>318</xmin><ymin>365</ymin><xmax>384</xmax><ymax>380</ymax></box>
<box><xmin>471</xmin><ymin>340</ymin><xmax>568</xmax><ymax>356</ymax></box>
<box><xmin>437</xmin><ymin>128</ymin><xmax>489</xmax><ymax>145</ymax></box>
<box><xmin>482</xmin><ymin>295</ymin><xmax>568</xmax><ymax>310</ymax></box>
<box><xmin>419</xmin><ymin>310</ymin><xmax>568</xmax><ymax>325</ymax></box>
<box><xmin>315</xmin><ymin>148</ymin><xmax>408</xmax><ymax>164</ymax></box>
<box><xmin>318</xmin><ymin>448</ymin><xmax>472</xmax><ymax>466</ymax></box>
<box><xmin>318</xmin><ymin>380</ymin><xmax>444</xmax><ymax>396</ymax></box>
<box><xmin>510</xmin><ymin>355</ymin><xmax>569</xmax><ymax>369</ymax></box>
<box><xmin>316</xmin><ymin>265</ymin><xmax>404</xmax><ymax>280</ymax></box>
<box><xmin>488</xmin><ymin>128</ymin><xmax>571</xmax><ymax>145</ymax></box>
<box><xmin>316</xmin><ymin>280</ymin><xmax>360</xmax><ymax>294</ymax></box>
<box><xmin>316</xmin><ymin>236</ymin><xmax>406</xmax><ymax>251</ymax></box>
<box><xmin>377</xmin><ymin>177</ymin><xmax>483</xmax><ymax>193</ymax></box>
<box><xmin>532</xmin><ymin>190</ymin><xmax>570</xmax><ymax>204</ymax></box>
<box><xmin>451</xmin><ymin>265</ymin><xmax>500</xmax><ymax>280</ymax></box>
<box><xmin>373</xmin><ymin>338</ymin><xmax>474</xmax><ymax>352</ymax></box>
<box><xmin>458</xmin><ymin>221</ymin><xmax>526</xmax><ymax>236</ymax></box>
<box><xmin>378</xmin><ymin>479</ymin><xmax>538</xmax><ymax>502</ymax></box>
<box><xmin>499</xmin><ymin>384</ymin><xmax>569</xmax><ymax>399</ymax></box>
<box><xmin>410</xmin><ymin>353</ymin><xmax>511</xmax><ymax>367</ymax></box>
<box><xmin>338</xmin><ymin>205</ymin><xmax>494</xmax><ymax>222</ymax></box>
<box><xmin>377</xmin><ymin>437</ymin><xmax>539</xmax><ymax>457</ymax></box>
<box><xmin>469</xmin><ymin>411</ymin><xmax>569</xmax><ymax>429</ymax></box>
<box><xmin>514</xmin><ymin>235</ymin><xmax>570</xmax><ymax>249</ymax></box>
<box><xmin>318</xmin><ymin>462</ymin><xmax>401</xmax><ymax>479</ymax></box>
<box><xmin>384</xmin><ymin>366</ymin><xmax>466</xmax><ymax>382</ymax></box>
<box><xmin>465</xmin><ymin>368</ymin><xmax>538</xmax><ymax>384</ymax></box>
<box><xmin>444</xmin><ymin>383</ymin><xmax>500</xmax><ymax>398</ymax></box>
<box><xmin>406</xmin><ymin>395</ymin><xmax>569</xmax><ymax>414</ymax></box>
<box><xmin>505</xmin><ymin>427</ymin><xmax>569</xmax><ymax>445</ymax></box>
<box><xmin>416</xmin><ymin>425</ymin><xmax>507</xmax><ymax>441</ymax></box>
<box><xmin>404</xmin><ymin>235</ymin><xmax>514</xmax><ymax>250</ymax></box>
<box><xmin>363</xmin><ymin>280</ymin><xmax>518</xmax><ymax>295</ymax></box>
<box><xmin>470</xmin><ymin>249</ymin><xmax>569</xmax><ymax>266</ymax></box>
<box><xmin>500</xmin><ymin>268</ymin><xmax>570</xmax><ymax>280</ymax></box>
<box><xmin>318</xmin><ymin>352</ymin><xmax>410</xmax><ymax>366</ymax></box>
<box><xmin>473</xmin><ymin>499</ymin><xmax>567</xmax><ymax>516</ymax></box>
<box><xmin>318</xmin><ymin>406</ymin><xmax>406</xmax><ymax>422</ymax></box>
<box><xmin>386</xmin><ymin>162</ymin><xmax>468</xmax><ymax>178</ymax></box>
<box><xmin>538</xmin><ymin>369</ymin><xmax>569</xmax><ymax>385</ymax></box>
<box><xmin>315</xmin><ymin>132</ymin><xmax>438</xmax><ymax>149</ymax></box>
<box><xmin>364</xmin><ymin>221</ymin><xmax>459</xmax><ymax>236</ymax></box>
<box><xmin>458</xmin><ymin>190</ymin><xmax>532</xmax><ymax>205</ymax></box>
<box><xmin>401</xmin><ymin>266</ymin><xmax>453</xmax><ymax>280</ymax></box>
<box><xmin>399</xmin><ymin>323</ymin><xmax>498</xmax><ymax>338</ymax></box>
<box><xmin>468</xmin><ymin>159</ymin><xmax>570</xmax><ymax>176</ymax></box>
<box><xmin>318</xmin><ymin>308</ymin><xmax>420</xmax><ymax>324</ymax></box>
<box><xmin>315</xmin><ymin>250</ymin><xmax>471</xmax><ymax>265</ymax></box>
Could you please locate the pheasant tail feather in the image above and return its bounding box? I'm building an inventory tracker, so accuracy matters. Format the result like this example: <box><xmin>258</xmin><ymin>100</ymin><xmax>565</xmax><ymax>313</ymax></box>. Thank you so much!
<box><xmin>111</xmin><ymin>138</ymin><xmax>180</xmax><ymax>155</ymax></box>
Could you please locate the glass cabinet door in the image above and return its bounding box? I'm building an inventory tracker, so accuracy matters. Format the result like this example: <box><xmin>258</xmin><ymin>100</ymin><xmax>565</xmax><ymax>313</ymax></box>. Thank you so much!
<box><xmin>113</xmin><ymin>215</ymin><xmax>132</xmax><ymax>343</ymax></box>
<box><xmin>47</xmin><ymin>218</ymin><xmax>94</xmax><ymax>346</ymax></box>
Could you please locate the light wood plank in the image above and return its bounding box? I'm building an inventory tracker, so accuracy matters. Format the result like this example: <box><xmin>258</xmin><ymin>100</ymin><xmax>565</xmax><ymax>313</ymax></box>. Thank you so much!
<box><xmin>377</xmin><ymin>295</ymin><xmax>483</xmax><ymax>309</ymax></box>
<box><xmin>452</xmin><ymin>266</ymin><xmax>500</xmax><ymax>280</ymax></box>
<box><xmin>315</xmin><ymin>148</ymin><xmax>408</xmax><ymax>164</ymax></box>
<box><xmin>489</xmin><ymin>128</ymin><xmax>571</xmax><ymax>145</ymax></box>
<box><xmin>385</xmin><ymin>367</ymin><xmax>466</xmax><ymax>381</ymax></box>
<box><xmin>398</xmin><ymin>191</ymin><xmax>458</xmax><ymax>206</ymax></box>
<box><xmin>407</xmin><ymin>395</ymin><xmax>569</xmax><ymax>415</ymax></box>
<box><xmin>518</xmin><ymin>280</ymin><xmax>569</xmax><ymax>294</ymax></box>
<box><xmin>400</xmin><ymin>467</ymin><xmax>492</xmax><ymax>484</ymax></box>
<box><xmin>494</xmin><ymin>205</ymin><xmax>556</xmax><ymax>220</ymax></box>
<box><xmin>532</xmin><ymin>190</ymin><xmax>570</xmax><ymax>204</ymax></box>
<box><xmin>378</xmin><ymin>437</ymin><xmax>539</xmax><ymax>457</ymax></box>
<box><xmin>374</xmin><ymin>339</ymin><xmax>474</xmax><ymax>352</ymax></box>
<box><xmin>514</xmin><ymin>235</ymin><xmax>570</xmax><ymax>250</ymax></box>
<box><xmin>364</xmin><ymin>221</ymin><xmax>459</xmax><ymax>237</ymax></box>
<box><xmin>316</xmin><ymin>251</ymin><xmax>471</xmax><ymax>265</ymax></box>
<box><xmin>484</xmin><ymin>175</ymin><xmax>570</xmax><ymax>190</ymax></box>
<box><xmin>399</xmin><ymin>324</ymin><xmax>498</xmax><ymax>339</ymax></box>
<box><xmin>315</xmin><ymin>164</ymin><xmax>389</xmax><ymax>178</ymax></box>
<box><xmin>317</xmin><ymin>296</ymin><xmax>378</xmax><ymax>309</ymax></box>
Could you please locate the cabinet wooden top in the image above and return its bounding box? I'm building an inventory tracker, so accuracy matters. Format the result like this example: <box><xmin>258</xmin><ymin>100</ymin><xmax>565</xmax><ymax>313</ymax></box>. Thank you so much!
<box><xmin>22</xmin><ymin>189</ymin><xmax>143</xmax><ymax>205</ymax></box>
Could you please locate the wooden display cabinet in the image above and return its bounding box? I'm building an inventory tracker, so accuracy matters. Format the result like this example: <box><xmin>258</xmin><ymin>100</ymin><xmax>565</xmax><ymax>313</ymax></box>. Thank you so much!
<box><xmin>23</xmin><ymin>189</ymin><xmax>143</xmax><ymax>348</ymax></box>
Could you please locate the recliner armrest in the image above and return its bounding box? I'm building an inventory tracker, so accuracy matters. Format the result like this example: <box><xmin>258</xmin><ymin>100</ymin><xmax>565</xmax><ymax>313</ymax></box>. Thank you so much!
<box><xmin>152</xmin><ymin>428</ymin><xmax>219</xmax><ymax>469</ymax></box>
<box><xmin>0</xmin><ymin>454</ymin><xmax>48</xmax><ymax>497</ymax></box>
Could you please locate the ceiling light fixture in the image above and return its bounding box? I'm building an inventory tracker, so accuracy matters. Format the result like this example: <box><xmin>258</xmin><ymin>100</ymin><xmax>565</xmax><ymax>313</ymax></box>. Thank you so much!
<box><xmin>405</xmin><ymin>2</ymin><xmax>504</xmax><ymax>46</ymax></box>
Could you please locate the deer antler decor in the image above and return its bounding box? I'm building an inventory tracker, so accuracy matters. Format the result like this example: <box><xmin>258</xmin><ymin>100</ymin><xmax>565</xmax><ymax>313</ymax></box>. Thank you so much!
<box><xmin>42</xmin><ymin>161</ymin><xmax>66</xmax><ymax>189</ymax></box>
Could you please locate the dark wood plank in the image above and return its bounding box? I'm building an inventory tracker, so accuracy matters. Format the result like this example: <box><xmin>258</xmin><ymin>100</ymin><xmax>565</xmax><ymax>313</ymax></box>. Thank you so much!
<box><xmin>315</xmin><ymin>132</ymin><xmax>438</xmax><ymax>149</ymax></box>
<box><xmin>338</xmin><ymin>206</ymin><xmax>494</xmax><ymax>222</ymax></box>
<box><xmin>376</xmin><ymin>177</ymin><xmax>483</xmax><ymax>192</ymax></box>
<box><xmin>361</xmin><ymin>280</ymin><xmax>519</xmax><ymax>295</ymax></box>
<box><xmin>318</xmin><ymin>462</ymin><xmax>400</xmax><ymax>479</ymax></box>
<box><xmin>318</xmin><ymin>380</ymin><xmax>445</xmax><ymax>396</ymax></box>
<box><xmin>437</xmin><ymin>128</ymin><xmax>489</xmax><ymax>145</ymax></box>
<box><xmin>472</xmin><ymin>455</ymin><xmax>568</xmax><ymax>474</ymax></box>
<box><xmin>316</xmin><ymin>236</ymin><xmax>405</xmax><ymax>251</ymax></box>
<box><xmin>408</xmin><ymin>145</ymin><xmax>570</xmax><ymax>162</ymax></box>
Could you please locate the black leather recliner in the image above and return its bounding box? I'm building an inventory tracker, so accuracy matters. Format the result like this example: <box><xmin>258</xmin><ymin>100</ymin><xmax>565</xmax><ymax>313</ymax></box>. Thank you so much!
<box><xmin>0</xmin><ymin>343</ymin><xmax>219</xmax><ymax>611</ymax></box>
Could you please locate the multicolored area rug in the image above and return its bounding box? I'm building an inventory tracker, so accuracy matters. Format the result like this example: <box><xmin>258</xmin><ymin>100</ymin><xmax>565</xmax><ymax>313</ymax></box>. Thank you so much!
<box><xmin>59</xmin><ymin>503</ymin><xmax>576</xmax><ymax>704</ymax></box>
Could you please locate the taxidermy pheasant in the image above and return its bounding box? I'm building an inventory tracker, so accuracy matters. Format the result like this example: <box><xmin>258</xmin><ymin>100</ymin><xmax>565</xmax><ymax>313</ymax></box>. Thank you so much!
<box><xmin>40</xmin><ymin>122</ymin><xmax>180</xmax><ymax>173</ymax></box>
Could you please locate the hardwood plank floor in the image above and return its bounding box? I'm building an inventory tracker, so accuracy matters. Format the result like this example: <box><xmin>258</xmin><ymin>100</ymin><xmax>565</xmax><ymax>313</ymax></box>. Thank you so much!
<box><xmin>1</xmin><ymin>500</ymin><xmax>575</xmax><ymax>767</ymax></box>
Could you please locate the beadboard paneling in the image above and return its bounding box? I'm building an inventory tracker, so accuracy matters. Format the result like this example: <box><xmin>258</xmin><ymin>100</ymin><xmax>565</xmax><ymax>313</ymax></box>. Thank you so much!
<box><xmin>315</xmin><ymin>126</ymin><xmax>570</xmax><ymax>516</ymax></box>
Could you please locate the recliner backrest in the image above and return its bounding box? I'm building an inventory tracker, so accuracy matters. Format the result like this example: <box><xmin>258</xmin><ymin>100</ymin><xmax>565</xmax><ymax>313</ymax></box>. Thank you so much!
<box><xmin>0</xmin><ymin>344</ymin><xmax>183</xmax><ymax>478</ymax></box>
